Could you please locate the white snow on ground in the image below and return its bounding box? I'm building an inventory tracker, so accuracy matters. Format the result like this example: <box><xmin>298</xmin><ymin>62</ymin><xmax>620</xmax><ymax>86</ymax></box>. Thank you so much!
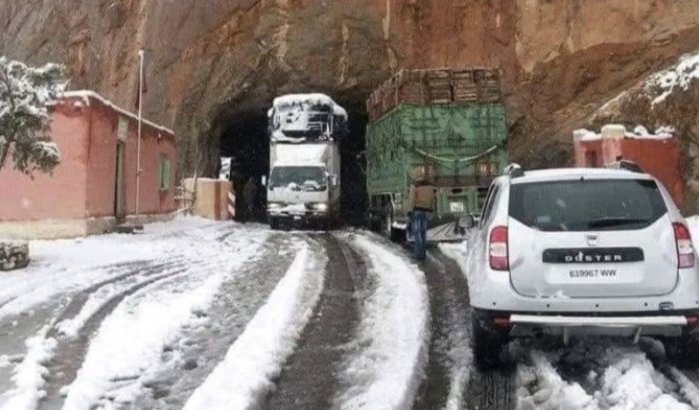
<box><xmin>60</xmin><ymin>227</ymin><xmax>269</xmax><ymax>410</ymax></box>
<box><xmin>0</xmin><ymin>217</ymin><xmax>224</xmax><ymax>320</ymax></box>
<box><xmin>183</xmin><ymin>240</ymin><xmax>326</xmax><ymax>410</ymax></box>
<box><xmin>0</xmin><ymin>217</ymin><xmax>265</xmax><ymax>410</ymax></box>
<box><xmin>598</xmin><ymin>351</ymin><xmax>691</xmax><ymax>410</ymax></box>
<box><xmin>0</xmin><ymin>327</ymin><xmax>57</xmax><ymax>410</ymax></box>
<box><xmin>517</xmin><ymin>351</ymin><xmax>596</xmax><ymax>410</ymax></box>
<box><xmin>335</xmin><ymin>233</ymin><xmax>429</xmax><ymax>410</ymax></box>
<box><xmin>668</xmin><ymin>368</ymin><xmax>699</xmax><ymax>409</ymax></box>
<box><xmin>516</xmin><ymin>344</ymin><xmax>695</xmax><ymax>410</ymax></box>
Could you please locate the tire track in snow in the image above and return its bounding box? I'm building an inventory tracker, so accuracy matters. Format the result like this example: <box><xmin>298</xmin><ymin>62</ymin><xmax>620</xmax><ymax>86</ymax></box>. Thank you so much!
<box><xmin>127</xmin><ymin>234</ymin><xmax>303</xmax><ymax>409</ymax></box>
<box><xmin>182</xmin><ymin>235</ymin><xmax>327</xmax><ymax>410</ymax></box>
<box><xmin>58</xmin><ymin>227</ymin><xmax>270</xmax><ymax>410</ymax></box>
<box><xmin>39</xmin><ymin>258</ymin><xmax>194</xmax><ymax>410</ymax></box>
<box><xmin>333</xmin><ymin>232</ymin><xmax>429</xmax><ymax>410</ymax></box>
<box><xmin>262</xmin><ymin>234</ymin><xmax>367</xmax><ymax>409</ymax></box>
<box><xmin>412</xmin><ymin>249</ymin><xmax>473</xmax><ymax>410</ymax></box>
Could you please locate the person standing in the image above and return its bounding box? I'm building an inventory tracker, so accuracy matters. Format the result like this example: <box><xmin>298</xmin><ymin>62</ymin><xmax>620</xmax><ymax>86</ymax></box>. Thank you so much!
<box><xmin>407</xmin><ymin>167</ymin><xmax>435</xmax><ymax>260</ymax></box>
<box><xmin>242</xmin><ymin>176</ymin><xmax>258</xmax><ymax>222</ymax></box>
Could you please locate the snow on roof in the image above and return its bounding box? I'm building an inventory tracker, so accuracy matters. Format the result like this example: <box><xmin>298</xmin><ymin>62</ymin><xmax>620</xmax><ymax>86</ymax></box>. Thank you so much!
<box><xmin>60</xmin><ymin>90</ymin><xmax>175</xmax><ymax>136</ymax></box>
<box><xmin>271</xmin><ymin>93</ymin><xmax>347</xmax><ymax>118</ymax></box>
<box><xmin>646</xmin><ymin>50</ymin><xmax>699</xmax><ymax>105</ymax></box>
<box><xmin>573</xmin><ymin>124</ymin><xmax>674</xmax><ymax>142</ymax></box>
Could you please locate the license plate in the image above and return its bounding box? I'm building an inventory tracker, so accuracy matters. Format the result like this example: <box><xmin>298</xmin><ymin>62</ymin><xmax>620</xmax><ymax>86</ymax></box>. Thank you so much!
<box><xmin>449</xmin><ymin>202</ymin><xmax>465</xmax><ymax>213</ymax></box>
<box><xmin>568</xmin><ymin>269</ymin><xmax>618</xmax><ymax>279</ymax></box>
<box><xmin>293</xmin><ymin>215</ymin><xmax>301</xmax><ymax>221</ymax></box>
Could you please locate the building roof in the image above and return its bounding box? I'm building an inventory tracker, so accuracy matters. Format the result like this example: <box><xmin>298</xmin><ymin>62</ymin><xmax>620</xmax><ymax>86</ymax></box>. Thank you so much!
<box><xmin>61</xmin><ymin>90</ymin><xmax>175</xmax><ymax>136</ymax></box>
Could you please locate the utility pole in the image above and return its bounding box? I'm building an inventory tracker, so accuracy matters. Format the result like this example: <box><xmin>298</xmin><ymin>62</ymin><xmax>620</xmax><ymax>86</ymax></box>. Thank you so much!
<box><xmin>135</xmin><ymin>49</ymin><xmax>144</xmax><ymax>218</ymax></box>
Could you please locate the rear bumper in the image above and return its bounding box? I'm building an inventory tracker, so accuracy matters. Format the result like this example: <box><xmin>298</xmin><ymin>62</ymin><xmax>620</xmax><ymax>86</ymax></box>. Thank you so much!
<box><xmin>469</xmin><ymin>265</ymin><xmax>699</xmax><ymax>313</ymax></box>
<box><xmin>475</xmin><ymin>308</ymin><xmax>699</xmax><ymax>340</ymax></box>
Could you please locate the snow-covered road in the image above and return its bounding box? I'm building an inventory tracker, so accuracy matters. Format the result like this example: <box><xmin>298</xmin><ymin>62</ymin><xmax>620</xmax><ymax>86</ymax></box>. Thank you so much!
<box><xmin>3</xmin><ymin>218</ymin><xmax>699</xmax><ymax>410</ymax></box>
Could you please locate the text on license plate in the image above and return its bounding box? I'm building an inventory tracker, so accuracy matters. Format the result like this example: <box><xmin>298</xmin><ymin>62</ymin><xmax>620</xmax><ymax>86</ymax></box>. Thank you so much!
<box><xmin>569</xmin><ymin>269</ymin><xmax>617</xmax><ymax>278</ymax></box>
<box><xmin>450</xmin><ymin>202</ymin><xmax>465</xmax><ymax>213</ymax></box>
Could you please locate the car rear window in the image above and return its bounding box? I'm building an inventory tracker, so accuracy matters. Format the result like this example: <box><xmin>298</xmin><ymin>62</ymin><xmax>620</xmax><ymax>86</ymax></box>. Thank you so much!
<box><xmin>509</xmin><ymin>179</ymin><xmax>667</xmax><ymax>231</ymax></box>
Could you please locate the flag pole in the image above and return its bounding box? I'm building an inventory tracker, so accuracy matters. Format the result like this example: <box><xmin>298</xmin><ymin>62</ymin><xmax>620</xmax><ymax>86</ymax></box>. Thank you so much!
<box><xmin>135</xmin><ymin>49</ymin><xmax>144</xmax><ymax>218</ymax></box>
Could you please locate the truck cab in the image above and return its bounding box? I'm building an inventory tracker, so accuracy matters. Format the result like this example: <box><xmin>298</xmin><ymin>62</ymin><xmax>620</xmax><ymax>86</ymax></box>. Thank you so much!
<box><xmin>266</xmin><ymin>143</ymin><xmax>340</xmax><ymax>229</ymax></box>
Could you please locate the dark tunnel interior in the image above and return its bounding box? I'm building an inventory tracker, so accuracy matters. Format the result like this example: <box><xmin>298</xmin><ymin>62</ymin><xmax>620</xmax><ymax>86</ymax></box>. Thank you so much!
<box><xmin>217</xmin><ymin>98</ymin><xmax>368</xmax><ymax>226</ymax></box>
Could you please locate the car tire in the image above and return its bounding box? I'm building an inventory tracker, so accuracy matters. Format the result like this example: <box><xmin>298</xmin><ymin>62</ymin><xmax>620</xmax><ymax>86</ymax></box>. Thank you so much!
<box><xmin>472</xmin><ymin>313</ymin><xmax>507</xmax><ymax>370</ymax></box>
<box><xmin>666</xmin><ymin>329</ymin><xmax>699</xmax><ymax>368</ymax></box>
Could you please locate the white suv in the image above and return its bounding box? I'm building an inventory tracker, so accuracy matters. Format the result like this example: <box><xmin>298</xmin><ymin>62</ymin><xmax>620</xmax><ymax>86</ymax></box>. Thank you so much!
<box><xmin>468</xmin><ymin>164</ymin><xmax>699</xmax><ymax>368</ymax></box>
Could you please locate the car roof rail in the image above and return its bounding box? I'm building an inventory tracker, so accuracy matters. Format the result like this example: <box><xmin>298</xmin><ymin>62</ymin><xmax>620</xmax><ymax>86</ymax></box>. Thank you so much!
<box><xmin>502</xmin><ymin>163</ymin><xmax>524</xmax><ymax>178</ymax></box>
<box><xmin>605</xmin><ymin>159</ymin><xmax>643</xmax><ymax>173</ymax></box>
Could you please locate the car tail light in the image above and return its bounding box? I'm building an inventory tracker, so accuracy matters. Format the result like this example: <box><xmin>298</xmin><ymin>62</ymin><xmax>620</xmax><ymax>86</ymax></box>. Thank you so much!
<box><xmin>489</xmin><ymin>226</ymin><xmax>509</xmax><ymax>271</ymax></box>
<box><xmin>673</xmin><ymin>222</ymin><xmax>695</xmax><ymax>269</ymax></box>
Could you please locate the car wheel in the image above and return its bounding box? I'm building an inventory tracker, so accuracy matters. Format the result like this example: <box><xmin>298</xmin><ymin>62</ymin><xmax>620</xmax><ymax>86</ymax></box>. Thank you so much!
<box><xmin>666</xmin><ymin>329</ymin><xmax>699</xmax><ymax>368</ymax></box>
<box><xmin>472</xmin><ymin>313</ymin><xmax>507</xmax><ymax>369</ymax></box>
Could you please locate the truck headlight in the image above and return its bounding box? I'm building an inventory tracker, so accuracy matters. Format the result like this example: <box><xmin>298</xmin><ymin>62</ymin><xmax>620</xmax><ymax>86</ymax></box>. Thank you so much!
<box><xmin>312</xmin><ymin>203</ymin><xmax>328</xmax><ymax>212</ymax></box>
<box><xmin>268</xmin><ymin>202</ymin><xmax>283</xmax><ymax>210</ymax></box>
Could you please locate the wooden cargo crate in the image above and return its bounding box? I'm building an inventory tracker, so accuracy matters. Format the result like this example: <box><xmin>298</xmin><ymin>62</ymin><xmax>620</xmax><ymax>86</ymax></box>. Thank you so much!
<box><xmin>367</xmin><ymin>68</ymin><xmax>502</xmax><ymax>121</ymax></box>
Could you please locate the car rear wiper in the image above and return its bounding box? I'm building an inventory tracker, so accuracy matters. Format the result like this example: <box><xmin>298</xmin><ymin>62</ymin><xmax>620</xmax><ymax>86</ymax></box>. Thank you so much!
<box><xmin>587</xmin><ymin>217</ymin><xmax>650</xmax><ymax>228</ymax></box>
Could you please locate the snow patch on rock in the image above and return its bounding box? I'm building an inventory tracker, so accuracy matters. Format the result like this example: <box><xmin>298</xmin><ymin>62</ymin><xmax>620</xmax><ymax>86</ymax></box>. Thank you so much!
<box><xmin>646</xmin><ymin>50</ymin><xmax>699</xmax><ymax>106</ymax></box>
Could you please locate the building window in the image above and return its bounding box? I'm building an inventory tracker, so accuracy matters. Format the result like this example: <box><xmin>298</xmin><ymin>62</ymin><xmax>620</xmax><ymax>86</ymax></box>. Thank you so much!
<box><xmin>159</xmin><ymin>154</ymin><xmax>170</xmax><ymax>191</ymax></box>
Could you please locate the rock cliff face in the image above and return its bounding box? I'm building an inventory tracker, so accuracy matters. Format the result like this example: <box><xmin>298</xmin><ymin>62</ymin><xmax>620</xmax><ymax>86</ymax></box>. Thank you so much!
<box><xmin>3</xmin><ymin>0</ymin><xmax>699</xmax><ymax>174</ymax></box>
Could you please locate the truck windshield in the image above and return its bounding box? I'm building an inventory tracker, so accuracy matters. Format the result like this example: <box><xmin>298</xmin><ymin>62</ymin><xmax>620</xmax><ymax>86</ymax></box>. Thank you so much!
<box><xmin>269</xmin><ymin>166</ymin><xmax>327</xmax><ymax>191</ymax></box>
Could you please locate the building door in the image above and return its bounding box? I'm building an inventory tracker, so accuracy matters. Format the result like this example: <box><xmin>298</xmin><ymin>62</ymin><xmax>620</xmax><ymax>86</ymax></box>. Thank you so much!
<box><xmin>114</xmin><ymin>141</ymin><xmax>125</xmax><ymax>220</ymax></box>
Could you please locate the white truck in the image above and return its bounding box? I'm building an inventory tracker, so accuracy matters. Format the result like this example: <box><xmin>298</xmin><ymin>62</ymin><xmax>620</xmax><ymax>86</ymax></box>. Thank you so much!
<box><xmin>265</xmin><ymin>94</ymin><xmax>346</xmax><ymax>229</ymax></box>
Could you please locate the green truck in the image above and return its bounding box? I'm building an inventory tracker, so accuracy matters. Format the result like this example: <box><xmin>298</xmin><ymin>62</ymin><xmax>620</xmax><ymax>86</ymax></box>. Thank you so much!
<box><xmin>365</xmin><ymin>68</ymin><xmax>508</xmax><ymax>242</ymax></box>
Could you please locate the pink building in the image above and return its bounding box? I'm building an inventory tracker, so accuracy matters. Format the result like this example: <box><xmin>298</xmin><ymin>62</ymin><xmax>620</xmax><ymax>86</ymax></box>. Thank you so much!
<box><xmin>574</xmin><ymin>125</ymin><xmax>684</xmax><ymax>208</ymax></box>
<box><xmin>0</xmin><ymin>91</ymin><xmax>177</xmax><ymax>239</ymax></box>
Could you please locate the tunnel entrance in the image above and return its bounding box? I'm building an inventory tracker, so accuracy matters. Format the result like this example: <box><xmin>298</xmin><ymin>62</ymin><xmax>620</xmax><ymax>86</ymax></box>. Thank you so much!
<box><xmin>219</xmin><ymin>110</ymin><xmax>269</xmax><ymax>222</ymax></box>
<box><xmin>214</xmin><ymin>96</ymin><xmax>368</xmax><ymax>226</ymax></box>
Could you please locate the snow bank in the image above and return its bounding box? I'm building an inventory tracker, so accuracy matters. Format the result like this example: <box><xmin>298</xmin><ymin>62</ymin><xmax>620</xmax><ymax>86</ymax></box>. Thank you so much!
<box><xmin>335</xmin><ymin>234</ymin><xmax>429</xmax><ymax>410</ymax></box>
<box><xmin>599</xmin><ymin>352</ymin><xmax>692</xmax><ymax>410</ymax></box>
<box><xmin>646</xmin><ymin>50</ymin><xmax>699</xmax><ymax>105</ymax></box>
<box><xmin>515</xmin><ymin>343</ymin><xmax>697</xmax><ymax>410</ymax></box>
<box><xmin>183</xmin><ymin>241</ymin><xmax>327</xmax><ymax>410</ymax></box>
<box><xmin>0</xmin><ymin>327</ymin><xmax>57</xmax><ymax>410</ymax></box>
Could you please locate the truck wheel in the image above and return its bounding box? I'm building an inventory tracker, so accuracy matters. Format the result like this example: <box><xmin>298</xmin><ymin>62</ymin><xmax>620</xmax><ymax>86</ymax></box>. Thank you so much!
<box><xmin>472</xmin><ymin>313</ymin><xmax>507</xmax><ymax>370</ymax></box>
<box><xmin>381</xmin><ymin>206</ymin><xmax>394</xmax><ymax>238</ymax></box>
<box><xmin>666</xmin><ymin>330</ymin><xmax>699</xmax><ymax>368</ymax></box>
<box><xmin>270</xmin><ymin>218</ymin><xmax>280</xmax><ymax>230</ymax></box>
<box><xmin>384</xmin><ymin>209</ymin><xmax>403</xmax><ymax>243</ymax></box>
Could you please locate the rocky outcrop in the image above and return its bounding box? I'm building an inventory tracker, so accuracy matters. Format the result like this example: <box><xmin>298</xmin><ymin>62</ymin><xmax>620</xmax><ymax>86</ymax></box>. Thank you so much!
<box><xmin>0</xmin><ymin>241</ymin><xmax>29</xmax><ymax>271</ymax></box>
<box><xmin>3</xmin><ymin>1</ymin><xmax>699</xmax><ymax>172</ymax></box>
